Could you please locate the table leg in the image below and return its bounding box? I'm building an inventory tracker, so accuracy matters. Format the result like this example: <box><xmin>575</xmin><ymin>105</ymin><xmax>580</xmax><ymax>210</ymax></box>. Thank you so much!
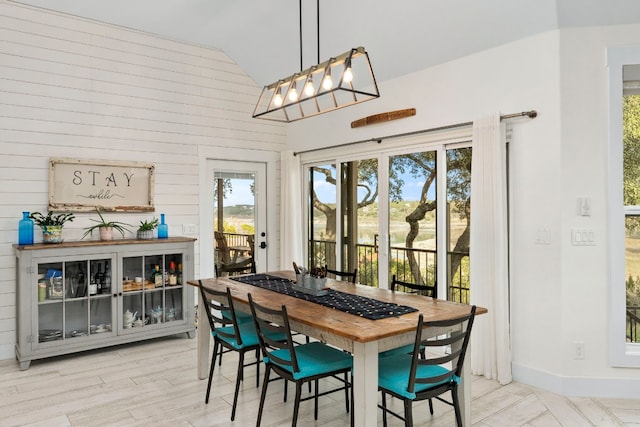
<box><xmin>196</xmin><ymin>290</ymin><xmax>210</xmax><ymax>380</ymax></box>
<box><xmin>352</xmin><ymin>340</ymin><xmax>379</xmax><ymax>427</ymax></box>
<box><xmin>459</xmin><ymin>355</ymin><xmax>471</xmax><ymax>425</ymax></box>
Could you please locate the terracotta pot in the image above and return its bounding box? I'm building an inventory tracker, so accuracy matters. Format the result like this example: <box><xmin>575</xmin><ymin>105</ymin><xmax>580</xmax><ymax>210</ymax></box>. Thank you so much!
<box><xmin>99</xmin><ymin>227</ymin><xmax>113</xmax><ymax>241</ymax></box>
<box><xmin>42</xmin><ymin>226</ymin><xmax>63</xmax><ymax>244</ymax></box>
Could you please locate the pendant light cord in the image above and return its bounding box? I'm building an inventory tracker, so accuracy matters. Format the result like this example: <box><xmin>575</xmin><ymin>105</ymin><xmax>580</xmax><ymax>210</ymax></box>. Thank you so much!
<box><xmin>299</xmin><ymin>0</ymin><xmax>303</xmax><ymax>72</ymax></box>
<box><xmin>317</xmin><ymin>0</ymin><xmax>320</xmax><ymax>64</ymax></box>
<box><xmin>299</xmin><ymin>0</ymin><xmax>320</xmax><ymax>70</ymax></box>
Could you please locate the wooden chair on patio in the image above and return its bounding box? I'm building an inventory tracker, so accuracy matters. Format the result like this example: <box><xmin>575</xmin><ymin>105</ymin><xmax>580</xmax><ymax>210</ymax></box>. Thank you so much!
<box><xmin>215</xmin><ymin>231</ymin><xmax>254</xmax><ymax>276</ymax></box>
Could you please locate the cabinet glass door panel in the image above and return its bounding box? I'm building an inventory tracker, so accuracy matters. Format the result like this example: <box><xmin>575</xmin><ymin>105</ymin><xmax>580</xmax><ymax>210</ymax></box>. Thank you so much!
<box><xmin>90</xmin><ymin>297</ymin><xmax>113</xmax><ymax>335</ymax></box>
<box><xmin>65</xmin><ymin>260</ymin><xmax>88</xmax><ymax>299</ymax></box>
<box><xmin>122</xmin><ymin>256</ymin><xmax>146</xmax><ymax>292</ymax></box>
<box><xmin>165</xmin><ymin>288</ymin><xmax>183</xmax><ymax>322</ymax></box>
<box><xmin>145</xmin><ymin>291</ymin><xmax>164</xmax><ymax>324</ymax></box>
<box><xmin>65</xmin><ymin>299</ymin><xmax>88</xmax><ymax>338</ymax></box>
<box><xmin>38</xmin><ymin>303</ymin><xmax>63</xmax><ymax>343</ymax></box>
<box><xmin>145</xmin><ymin>255</ymin><xmax>164</xmax><ymax>289</ymax></box>
<box><xmin>37</xmin><ymin>262</ymin><xmax>64</xmax><ymax>343</ymax></box>
<box><xmin>164</xmin><ymin>254</ymin><xmax>182</xmax><ymax>287</ymax></box>
<box><xmin>122</xmin><ymin>292</ymin><xmax>143</xmax><ymax>330</ymax></box>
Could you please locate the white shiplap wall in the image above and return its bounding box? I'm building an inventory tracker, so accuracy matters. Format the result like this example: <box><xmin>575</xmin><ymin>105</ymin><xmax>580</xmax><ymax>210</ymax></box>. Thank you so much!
<box><xmin>0</xmin><ymin>2</ymin><xmax>286</xmax><ymax>360</ymax></box>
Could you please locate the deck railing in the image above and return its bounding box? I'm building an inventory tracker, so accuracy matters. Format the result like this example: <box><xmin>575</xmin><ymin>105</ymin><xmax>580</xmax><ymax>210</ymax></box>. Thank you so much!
<box><xmin>628</xmin><ymin>307</ymin><xmax>640</xmax><ymax>342</ymax></box>
<box><xmin>308</xmin><ymin>239</ymin><xmax>470</xmax><ymax>303</ymax></box>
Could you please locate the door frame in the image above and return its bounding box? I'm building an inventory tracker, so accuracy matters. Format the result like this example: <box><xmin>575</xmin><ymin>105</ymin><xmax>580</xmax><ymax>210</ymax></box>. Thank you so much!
<box><xmin>198</xmin><ymin>147</ymin><xmax>280</xmax><ymax>279</ymax></box>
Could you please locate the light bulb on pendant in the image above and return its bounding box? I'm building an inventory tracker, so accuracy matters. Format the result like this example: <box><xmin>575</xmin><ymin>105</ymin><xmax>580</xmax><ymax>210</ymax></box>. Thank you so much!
<box><xmin>322</xmin><ymin>68</ymin><xmax>333</xmax><ymax>90</ymax></box>
<box><xmin>343</xmin><ymin>58</ymin><xmax>353</xmax><ymax>83</ymax></box>
<box><xmin>273</xmin><ymin>87</ymin><xmax>283</xmax><ymax>107</ymax></box>
<box><xmin>303</xmin><ymin>76</ymin><xmax>315</xmax><ymax>97</ymax></box>
<box><xmin>288</xmin><ymin>82</ymin><xmax>299</xmax><ymax>102</ymax></box>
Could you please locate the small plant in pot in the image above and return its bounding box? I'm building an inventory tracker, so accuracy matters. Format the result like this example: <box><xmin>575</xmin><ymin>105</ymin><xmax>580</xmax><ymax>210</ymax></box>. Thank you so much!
<box><xmin>30</xmin><ymin>211</ymin><xmax>75</xmax><ymax>243</ymax></box>
<box><xmin>81</xmin><ymin>208</ymin><xmax>130</xmax><ymax>241</ymax></box>
<box><xmin>137</xmin><ymin>217</ymin><xmax>159</xmax><ymax>240</ymax></box>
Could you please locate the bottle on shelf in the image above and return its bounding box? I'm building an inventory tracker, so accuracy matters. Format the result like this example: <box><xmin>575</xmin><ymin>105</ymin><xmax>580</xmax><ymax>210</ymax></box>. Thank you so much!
<box><xmin>77</xmin><ymin>265</ymin><xmax>86</xmax><ymax>297</ymax></box>
<box><xmin>88</xmin><ymin>275</ymin><xmax>97</xmax><ymax>296</ymax></box>
<box><xmin>103</xmin><ymin>261</ymin><xmax>111</xmax><ymax>293</ymax></box>
<box><xmin>158</xmin><ymin>214</ymin><xmax>168</xmax><ymax>239</ymax></box>
<box><xmin>154</xmin><ymin>264</ymin><xmax>163</xmax><ymax>287</ymax></box>
<box><xmin>168</xmin><ymin>261</ymin><xmax>177</xmax><ymax>286</ymax></box>
<box><xmin>18</xmin><ymin>212</ymin><xmax>34</xmax><ymax>245</ymax></box>
<box><xmin>177</xmin><ymin>263</ymin><xmax>183</xmax><ymax>285</ymax></box>
<box><xmin>94</xmin><ymin>263</ymin><xmax>103</xmax><ymax>294</ymax></box>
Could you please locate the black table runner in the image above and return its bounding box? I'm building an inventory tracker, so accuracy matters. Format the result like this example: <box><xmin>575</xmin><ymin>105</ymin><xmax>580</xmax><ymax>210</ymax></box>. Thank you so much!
<box><xmin>231</xmin><ymin>274</ymin><xmax>417</xmax><ymax>320</ymax></box>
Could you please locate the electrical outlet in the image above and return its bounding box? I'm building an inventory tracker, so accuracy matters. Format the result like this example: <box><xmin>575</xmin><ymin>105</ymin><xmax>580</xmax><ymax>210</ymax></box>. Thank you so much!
<box><xmin>182</xmin><ymin>224</ymin><xmax>197</xmax><ymax>235</ymax></box>
<box><xmin>573</xmin><ymin>342</ymin><xmax>585</xmax><ymax>360</ymax></box>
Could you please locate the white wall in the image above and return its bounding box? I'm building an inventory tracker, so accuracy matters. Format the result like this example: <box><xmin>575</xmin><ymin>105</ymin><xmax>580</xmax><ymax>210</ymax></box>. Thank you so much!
<box><xmin>288</xmin><ymin>26</ymin><xmax>640</xmax><ymax>397</ymax></box>
<box><xmin>0</xmin><ymin>3</ymin><xmax>285</xmax><ymax>360</ymax></box>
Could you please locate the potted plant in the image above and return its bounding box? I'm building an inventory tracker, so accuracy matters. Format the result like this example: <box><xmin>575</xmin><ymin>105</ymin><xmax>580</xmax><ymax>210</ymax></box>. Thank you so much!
<box><xmin>137</xmin><ymin>217</ymin><xmax>159</xmax><ymax>240</ymax></box>
<box><xmin>81</xmin><ymin>208</ymin><xmax>130</xmax><ymax>241</ymax></box>
<box><xmin>30</xmin><ymin>211</ymin><xmax>75</xmax><ymax>243</ymax></box>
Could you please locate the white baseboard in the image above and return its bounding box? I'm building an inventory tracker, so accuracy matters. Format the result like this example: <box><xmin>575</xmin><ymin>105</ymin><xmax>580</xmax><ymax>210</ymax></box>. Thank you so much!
<box><xmin>512</xmin><ymin>362</ymin><xmax>640</xmax><ymax>398</ymax></box>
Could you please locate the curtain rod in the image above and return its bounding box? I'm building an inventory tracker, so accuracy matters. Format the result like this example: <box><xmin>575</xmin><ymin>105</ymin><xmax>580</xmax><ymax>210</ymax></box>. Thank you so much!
<box><xmin>293</xmin><ymin>109</ymin><xmax>537</xmax><ymax>156</ymax></box>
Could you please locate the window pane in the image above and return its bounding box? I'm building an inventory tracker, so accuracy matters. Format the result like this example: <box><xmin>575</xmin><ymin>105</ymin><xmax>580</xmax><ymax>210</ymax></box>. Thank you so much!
<box><xmin>626</xmin><ymin>216</ymin><xmax>640</xmax><ymax>342</ymax></box>
<box><xmin>624</xmin><ymin>64</ymin><xmax>640</xmax><ymax>343</ymax></box>
<box><xmin>344</xmin><ymin>159</ymin><xmax>378</xmax><ymax>286</ymax></box>
<box><xmin>447</xmin><ymin>147</ymin><xmax>472</xmax><ymax>303</ymax></box>
<box><xmin>388</xmin><ymin>151</ymin><xmax>437</xmax><ymax>289</ymax></box>
<box><xmin>213</xmin><ymin>171</ymin><xmax>256</xmax><ymax>276</ymax></box>
<box><xmin>309</xmin><ymin>164</ymin><xmax>337</xmax><ymax>270</ymax></box>
<box><xmin>623</xmin><ymin>93</ymin><xmax>640</xmax><ymax>206</ymax></box>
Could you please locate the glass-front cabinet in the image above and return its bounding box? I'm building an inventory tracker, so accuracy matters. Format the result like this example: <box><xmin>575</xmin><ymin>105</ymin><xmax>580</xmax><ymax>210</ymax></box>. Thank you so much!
<box><xmin>15</xmin><ymin>237</ymin><xmax>196</xmax><ymax>370</ymax></box>
<box><xmin>121</xmin><ymin>252</ymin><xmax>185</xmax><ymax>329</ymax></box>
<box><xmin>37</xmin><ymin>256</ymin><xmax>116</xmax><ymax>344</ymax></box>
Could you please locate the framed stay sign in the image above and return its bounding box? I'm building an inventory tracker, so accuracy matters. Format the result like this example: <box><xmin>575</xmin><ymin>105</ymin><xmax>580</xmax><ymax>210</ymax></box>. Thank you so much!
<box><xmin>49</xmin><ymin>158</ymin><xmax>155</xmax><ymax>212</ymax></box>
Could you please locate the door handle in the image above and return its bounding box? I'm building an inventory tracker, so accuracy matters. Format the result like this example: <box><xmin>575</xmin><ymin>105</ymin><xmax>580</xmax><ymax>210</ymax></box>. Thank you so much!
<box><xmin>260</xmin><ymin>241</ymin><xmax>267</xmax><ymax>249</ymax></box>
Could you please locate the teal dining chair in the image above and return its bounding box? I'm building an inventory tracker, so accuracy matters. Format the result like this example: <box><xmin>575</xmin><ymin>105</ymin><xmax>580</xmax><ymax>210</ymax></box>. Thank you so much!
<box><xmin>199</xmin><ymin>282</ymin><xmax>282</xmax><ymax>421</ymax></box>
<box><xmin>248</xmin><ymin>293</ymin><xmax>353</xmax><ymax>426</ymax></box>
<box><xmin>378</xmin><ymin>305</ymin><xmax>476</xmax><ymax>427</ymax></box>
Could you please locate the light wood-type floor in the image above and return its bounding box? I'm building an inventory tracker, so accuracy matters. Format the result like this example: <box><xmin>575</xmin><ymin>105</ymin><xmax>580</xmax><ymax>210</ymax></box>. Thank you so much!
<box><xmin>1</xmin><ymin>335</ymin><xmax>639</xmax><ymax>426</ymax></box>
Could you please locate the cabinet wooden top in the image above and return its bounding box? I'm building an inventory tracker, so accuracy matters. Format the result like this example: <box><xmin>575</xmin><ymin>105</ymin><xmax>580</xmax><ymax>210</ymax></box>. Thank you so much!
<box><xmin>14</xmin><ymin>236</ymin><xmax>197</xmax><ymax>251</ymax></box>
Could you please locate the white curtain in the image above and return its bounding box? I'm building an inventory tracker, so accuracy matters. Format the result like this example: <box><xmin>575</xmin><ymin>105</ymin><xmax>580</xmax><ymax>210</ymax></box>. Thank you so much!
<box><xmin>469</xmin><ymin>113</ymin><xmax>512</xmax><ymax>385</ymax></box>
<box><xmin>279</xmin><ymin>151</ymin><xmax>305</xmax><ymax>269</ymax></box>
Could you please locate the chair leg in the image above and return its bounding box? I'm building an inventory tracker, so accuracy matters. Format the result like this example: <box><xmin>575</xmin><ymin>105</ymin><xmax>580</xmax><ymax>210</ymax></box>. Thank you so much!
<box><xmin>314</xmin><ymin>379</ymin><xmax>319</xmax><ymax>420</ymax></box>
<box><xmin>205</xmin><ymin>340</ymin><xmax>219</xmax><ymax>404</ymax></box>
<box><xmin>231</xmin><ymin>351</ymin><xmax>245</xmax><ymax>421</ymax></box>
<box><xmin>256</xmin><ymin>365</ymin><xmax>271</xmax><ymax>427</ymax></box>
<box><xmin>452</xmin><ymin>388</ymin><xmax>463</xmax><ymax>427</ymax></box>
<box><xmin>255</xmin><ymin>347</ymin><xmax>260</xmax><ymax>388</ymax></box>
<box><xmin>343</xmin><ymin>372</ymin><xmax>349</xmax><ymax>413</ymax></box>
<box><xmin>381</xmin><ymin>391</ymin><xmax>388</xmax><ymax>427</ymax></box>
<box><xmin>403</xmin><ymin>399</ymin><xmax>413</xmax><ymax>427</ymax></box>
<box><xmin>428</xmin><ymin>397</ymin><xmax>434</xmax><ymax>415</ymax></box>
<box><xmin>292</xmin><ymin>381</ymin><xmax>303</xmax><ymax>427</ymax></box>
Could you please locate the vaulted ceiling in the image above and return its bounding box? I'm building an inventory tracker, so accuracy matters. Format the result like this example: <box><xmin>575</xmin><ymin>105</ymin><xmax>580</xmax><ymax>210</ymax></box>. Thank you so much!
<box><xmin>14</xmin><ymin>0</ymin><xmax>640</xmax><ymax>87</ymax></box>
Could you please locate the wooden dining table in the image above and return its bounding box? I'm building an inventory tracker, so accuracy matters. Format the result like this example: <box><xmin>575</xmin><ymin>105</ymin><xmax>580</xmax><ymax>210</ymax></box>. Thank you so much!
<box><xmin>190</xmin><ymin>271</ymin><xmax>486</xmax><ymax>426</ymax></box>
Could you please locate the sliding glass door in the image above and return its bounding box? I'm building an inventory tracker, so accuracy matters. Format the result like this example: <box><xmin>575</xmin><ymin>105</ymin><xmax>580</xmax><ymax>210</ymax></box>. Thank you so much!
<box><xmin>306</xmin><ymin>141</ymin><xmax>471</xmax><ymax>301</ymax></box>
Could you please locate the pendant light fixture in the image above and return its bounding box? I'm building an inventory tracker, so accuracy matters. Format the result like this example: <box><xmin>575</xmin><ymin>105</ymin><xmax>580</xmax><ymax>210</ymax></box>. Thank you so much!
<box><xmin>252</xmin><ymin>1</ymin><xmax>379</xmax><ymax>122</ymax></box>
